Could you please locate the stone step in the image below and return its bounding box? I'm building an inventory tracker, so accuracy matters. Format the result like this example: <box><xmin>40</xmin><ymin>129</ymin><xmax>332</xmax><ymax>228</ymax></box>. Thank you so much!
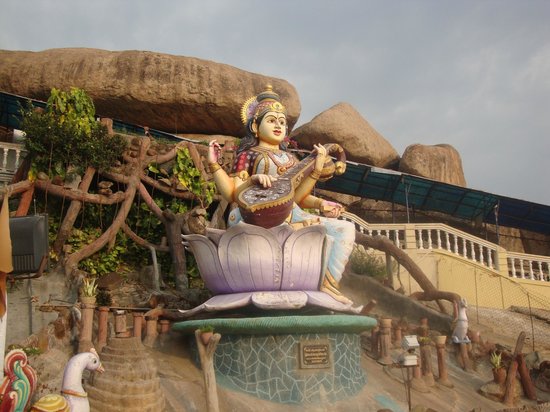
<box><xmin>87</xmin><ymin>389</ymin><xmax>165</xmax><ymax>412</ymax></box>
<box><xmin>100</xmin><ymin>346</ymin><xmax>146</xmax><ymax>356</ymax></box>
<box><xmin>86</xmin><ymin>385</ymin><xmax>164</xmax><ymax>403</ymax></box>
<box><xmin>91</xmin><ymin>364</ymin><xmax>159</xmax><ymax>381</ymax></box>
<box><xmin>91</xmin><ymin>375</ymin><xmax>162</xmax><ymax>395</ymax></box>
<box><xmin>100</xmin><ymin>344</ymin><xmax>148</xmax><ymax>356</ymax></box>
<box><xmin>103</xmin><ymin>337</ymin><xmax>145</xmax><ymax>351</ymax></box>
<box><xmin>98</xmin><ymin>352</ymin><xmax>156</xmax><ymax>367</ymax></box>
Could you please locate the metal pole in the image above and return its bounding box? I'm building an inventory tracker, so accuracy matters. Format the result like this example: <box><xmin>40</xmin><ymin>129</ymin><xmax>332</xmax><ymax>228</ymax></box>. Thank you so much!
<box><xmin>407</xmin><ymin>366</ymin><xmax>412</xmax><ymax>412</ymax></box>
<box><xmin>404</xmin><ymin>180</ymin><xmax>411</xmax><ymax>224</ymax></box>
<box><xmin>474</xmin><ymin>269</ymin><xmax>479</xmax><ymax>325</ymax></box>
<box><xmin>494</xmin><ymin>203</ymin><xmax>500</xmax><ymax>246</ymax></box>
<box><xmin>527</xmin><ymin>293</ymin><xmax>535</xmax><ymax>352</ymax></box>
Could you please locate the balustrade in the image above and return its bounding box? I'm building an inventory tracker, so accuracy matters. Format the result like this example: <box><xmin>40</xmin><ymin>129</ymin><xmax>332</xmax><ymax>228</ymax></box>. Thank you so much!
<box><xmin>341</xmin><ymin>211</ymin><xmax>549</xmax><ymax>283</ymax></box>
<box><xmin>508</xmin><ymin>253</ymin><xmax>550</xmax><ymax>282</ymax></box>
<box><xmin>0</xmin><ymin>142</ymin><xmax>26</xmax><ymax>183</ymax></box>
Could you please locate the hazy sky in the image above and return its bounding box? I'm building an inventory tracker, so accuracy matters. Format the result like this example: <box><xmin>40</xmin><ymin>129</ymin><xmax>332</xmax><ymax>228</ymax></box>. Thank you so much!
<box><xmin>1</xmin><ymin>0</ymin><xmax>549</xmax><ymax>205</ymax></box>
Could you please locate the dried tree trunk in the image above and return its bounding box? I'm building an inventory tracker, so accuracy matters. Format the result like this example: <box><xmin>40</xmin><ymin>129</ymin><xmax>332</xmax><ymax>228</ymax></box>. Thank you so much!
<box><xmin>34</xmin><ymin>179</ymin><xmax>127</xmax><ymax>204</ymax></box>
<box><xmin>64</xmin><ymin>138</ymin><xmax>150</xmax><ymax>277</ymax></box>
<box><xmin>195</xmin><ymin>329</ymin><xmax>221</xmax><ymax>412</ymax></box>
<box><xmin>355</xmin><ymin>232</ymin><xmax>461</xmax><ymax>317</ymax></box>
<box><xmin>163</xmin><ymin>209</ymin><xmax>188</xmax><ymax>291</ymax></box>
<box><xmin>504</xmin><ymin>332</ymin><xmax>526</xmax><ymax>406</ymax></box>
<box><xmin>0</xmin><ymin>180</ymin><xmax>33</xmax><ymax>202</ymax></box>
<box><xmin>15</xmin><ymin>185</ymin><xmax>35</xmax><ymax>217</ymax></box>
<box><xmin>53</xmin><ymin>166</ymin><xmax>96</xmax><ymax>255</ymax></box>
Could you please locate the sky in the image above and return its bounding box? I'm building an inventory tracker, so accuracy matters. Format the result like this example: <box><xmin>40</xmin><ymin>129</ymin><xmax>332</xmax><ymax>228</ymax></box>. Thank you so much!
<box><xmin>1</xmin><ymin>0</ymin><xmax>549</xmax><ymax>205</ymax></box>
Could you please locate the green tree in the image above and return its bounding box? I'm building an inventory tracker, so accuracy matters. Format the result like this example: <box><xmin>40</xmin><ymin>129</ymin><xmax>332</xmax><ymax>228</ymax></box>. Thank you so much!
<box><xmin>20</xmin><ymin>87</ymin><xmax>127</xmax><ymax>177</ymax></box>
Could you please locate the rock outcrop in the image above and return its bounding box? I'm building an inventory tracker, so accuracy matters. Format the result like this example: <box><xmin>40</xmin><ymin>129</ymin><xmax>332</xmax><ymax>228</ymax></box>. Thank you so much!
<box><xmin>399</xmin><ymin>143</ymin><xmax>467</xmax><ymax>187</ymax></box>
<box><xmin>0</xmin><ymin>48</ymin><xmax>301</xmax><ymax>136</ymax></box>
<box><xmin>290</xmin><ymin>103</ymin><xmax>400</xmax><ymax>168</ymax></box>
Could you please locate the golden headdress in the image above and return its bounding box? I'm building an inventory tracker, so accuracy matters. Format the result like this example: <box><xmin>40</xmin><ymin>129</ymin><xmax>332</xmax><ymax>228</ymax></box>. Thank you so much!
<box><xmin>240</xmin><ymin>85</ymin><xmax>286</xmax><ymax>126</ymax></box>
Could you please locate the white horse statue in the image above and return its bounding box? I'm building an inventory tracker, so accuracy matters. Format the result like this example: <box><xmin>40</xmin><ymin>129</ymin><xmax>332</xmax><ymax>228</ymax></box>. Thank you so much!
<box><xmin>31</xmin><ymin>349</ymin><xmax>104</xmax><ymax>412</ymax></box>
<box><xmin>452</xmin><ymin>298</ymin><xmax>471</xmax><ymax>343</ymax></box>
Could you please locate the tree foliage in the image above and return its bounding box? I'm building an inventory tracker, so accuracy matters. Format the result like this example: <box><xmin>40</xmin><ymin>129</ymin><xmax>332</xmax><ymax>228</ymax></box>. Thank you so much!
<box><xmin>20</xmin><ymin>87</ymin><xmax>127</xmax><ymax>177</ymax></box>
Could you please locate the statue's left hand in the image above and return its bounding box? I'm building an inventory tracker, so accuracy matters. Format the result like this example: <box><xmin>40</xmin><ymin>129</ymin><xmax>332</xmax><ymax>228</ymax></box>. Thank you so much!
<box><xmin>313</xmin><ymin>144</ymin><xmax>327</xmax><ymax>172</ymax></box>
<box><xmin>321</xmin><ymin>200</ymin><xmax>343</xmax><ymax>218</ymax></box>
<box><xmin>208</xmin><ymin>140</ymin><xmax>221</xmax><ymax>164</ymax></box>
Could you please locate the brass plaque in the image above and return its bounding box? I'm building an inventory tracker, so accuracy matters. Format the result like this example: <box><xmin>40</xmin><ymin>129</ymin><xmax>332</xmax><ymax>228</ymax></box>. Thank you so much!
<box><xmin>299</xmin><ymin>339</ymin><xmax>332</xmax><ymax>369</ymax></box>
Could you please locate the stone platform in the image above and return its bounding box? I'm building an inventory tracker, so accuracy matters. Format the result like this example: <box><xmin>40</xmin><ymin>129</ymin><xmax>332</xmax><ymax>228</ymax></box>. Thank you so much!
<box><xmin>173</xmin><ymin>314</ymin><xmax>377</xmax><ymax>404</ymax></box>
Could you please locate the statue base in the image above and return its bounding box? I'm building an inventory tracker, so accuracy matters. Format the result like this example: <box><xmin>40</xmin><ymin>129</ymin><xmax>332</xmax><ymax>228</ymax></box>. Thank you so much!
<box><xmin>173</xmin><ymin>314</ymin><xmax>377</xmax><ymax>404</ymax></box>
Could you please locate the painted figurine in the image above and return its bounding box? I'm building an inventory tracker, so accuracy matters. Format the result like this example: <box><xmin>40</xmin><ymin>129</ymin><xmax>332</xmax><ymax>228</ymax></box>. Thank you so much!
<box><xmin>207</xmin><ymin>85</ymin><xmax>355</xmax><ymax>303</ymax></box>
<box><xmin>31</xmin><ymin>349</ymin><xmax>104</xmax><ymax>412</ymax></box>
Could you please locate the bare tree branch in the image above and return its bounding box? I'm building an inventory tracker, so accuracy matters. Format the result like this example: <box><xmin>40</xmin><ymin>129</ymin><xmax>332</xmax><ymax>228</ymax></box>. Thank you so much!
<box><xmin>355</xmin><ymin>232</ymin><xmax>461</xmax><ymax>318</ymax></box>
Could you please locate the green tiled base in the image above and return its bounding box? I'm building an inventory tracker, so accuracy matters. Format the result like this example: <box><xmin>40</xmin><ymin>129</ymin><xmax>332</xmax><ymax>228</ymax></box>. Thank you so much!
<box><xmin>202</xmin><ymin>332</ymin><xmax>366</xmax><ymax>404</ymax></box>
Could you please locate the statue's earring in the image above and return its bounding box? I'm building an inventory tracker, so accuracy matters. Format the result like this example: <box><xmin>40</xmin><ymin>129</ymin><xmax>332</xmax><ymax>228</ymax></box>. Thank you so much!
<box><xmin>252</xmin><ymin>120</ymin><xmax>258</xmax><ymax>138</ymax></box>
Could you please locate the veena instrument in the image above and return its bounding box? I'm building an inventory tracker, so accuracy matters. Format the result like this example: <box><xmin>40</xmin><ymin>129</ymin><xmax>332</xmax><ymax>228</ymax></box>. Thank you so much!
<box><xmin>235</xmin><ymin>143</ymin><xmax>346</xmax><ymax>228</ymax></box>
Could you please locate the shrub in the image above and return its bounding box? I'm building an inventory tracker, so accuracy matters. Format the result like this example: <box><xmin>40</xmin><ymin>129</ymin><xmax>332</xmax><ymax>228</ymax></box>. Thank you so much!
<box><xmin>349</xmin><ymin>244</ymin><xmax>387</xmax><ymax>279</ymax></box>
<box><xmin>20</xmin><ymin>87</ymin><xmax>127</xmax><ymax>177</ymax></box>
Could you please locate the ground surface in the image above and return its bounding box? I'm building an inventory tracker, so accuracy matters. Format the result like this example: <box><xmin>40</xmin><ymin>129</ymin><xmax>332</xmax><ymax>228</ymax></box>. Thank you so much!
<box><xmin>148</xmin><ymin>280</ymin><xmax>550</xmax><ymax>412</ymax></box>
<box><xmin>25</xmin><ymin>272</ymin><xmax>550</xmax><ymax>411</ymax></box>
<box><xmin>152</xmin><ymin>333</ymin><xmax>549</xmax><ymax>412</ymax></box>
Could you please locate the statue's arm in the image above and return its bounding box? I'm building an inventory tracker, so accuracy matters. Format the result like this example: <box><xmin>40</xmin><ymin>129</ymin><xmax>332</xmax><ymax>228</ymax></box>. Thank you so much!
<box><xmin>208</xmin><ymin>140</ymin><xmax>238</xmax><ymax>202</ymax></box>
<box><xmin>294</xmin><ymin>143</ymin><xmax>326</xmax><ymax>207</ymax></box>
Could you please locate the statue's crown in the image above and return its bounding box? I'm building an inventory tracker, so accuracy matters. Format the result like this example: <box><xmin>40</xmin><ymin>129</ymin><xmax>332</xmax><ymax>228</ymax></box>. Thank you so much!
<box><xmin>241</xmin><ymin>85</ymin><xmax>286</xmax><ymax>125</ymax></box>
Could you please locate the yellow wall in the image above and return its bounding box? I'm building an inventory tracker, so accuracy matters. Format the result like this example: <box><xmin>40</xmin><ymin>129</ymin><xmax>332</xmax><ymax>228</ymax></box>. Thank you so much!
<box><xmin>434</xmin><ymin>251</ymin><xmax>550</xmax><ymax>310</ymax></box>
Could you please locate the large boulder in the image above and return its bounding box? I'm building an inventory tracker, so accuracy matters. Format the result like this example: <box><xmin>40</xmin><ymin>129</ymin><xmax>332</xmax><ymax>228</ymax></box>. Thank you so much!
<box><xmin>290</xmin><ymin>102</ymin><xmax>399</xmax><ymax>168</ymax></box>
<box><xmin>399</xmin><ymin>143</ymin><xmax>466</xmax><ymax>187</ymax></box>
<box><xmin>0</xmin><ymin>48</ymin><xmax>301</xmax><ymax>136</ymax></box>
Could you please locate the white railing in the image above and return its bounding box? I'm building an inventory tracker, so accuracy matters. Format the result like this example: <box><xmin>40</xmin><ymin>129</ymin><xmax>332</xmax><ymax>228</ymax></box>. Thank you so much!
<box><xmin>340</xmin><ymin>211</ymin><xmax>549</xmax><ymax>282</ymax></box>
<box><xmin>340</xmin><ymin>212</ymin><xmax>407</xmax><ymax>249</ymax></box>
<box><xmin>0</xmin><ymin>142</ymin><xmax>26</xmax><ymax>183</ymax></box>
<box><xmin>507</xmin><ymin>252</ymin><xmax>550</xmax><ymax>282</ymax></box>
<box><xmin>414</xmin><ymin>224</ymin><xmax>498</xmax><ymax>271</ymax></box>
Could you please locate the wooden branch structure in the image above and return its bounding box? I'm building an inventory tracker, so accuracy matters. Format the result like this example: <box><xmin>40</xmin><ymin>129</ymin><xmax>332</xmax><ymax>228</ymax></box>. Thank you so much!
<box><xmin>195</xmin><ymin>329</ymin><xmax>221</xmax><ymax>412</ymax></box>
<box><xmin>503</xmin><ymin>331</ymin><xmax>526</xmax><ymax>406</ymax></box>
<box><xmin>1</xmin><ymin>128</ymin><xmax>218</xmax><ymax>287</ymax></box>
<box><xmin>355</xmin><ymin>232</ymin><xmax>462</xmax><ymax>318</ymax></box>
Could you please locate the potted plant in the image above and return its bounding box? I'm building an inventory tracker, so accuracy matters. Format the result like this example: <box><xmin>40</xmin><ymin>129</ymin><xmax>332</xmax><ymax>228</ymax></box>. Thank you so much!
<box><xmin>490</xmin><ymin>351</ymin><xmax>506</xmax><ymax>384</ymax></box>
<box><xmin>198</xmin><ymin>325</ymin><xmax>214</xmax><ymax>345</ymax></box>
<box><xmin>80</xmin><ymin>277</ymin><xmax>98</xmax><ymax>305</ymax></box>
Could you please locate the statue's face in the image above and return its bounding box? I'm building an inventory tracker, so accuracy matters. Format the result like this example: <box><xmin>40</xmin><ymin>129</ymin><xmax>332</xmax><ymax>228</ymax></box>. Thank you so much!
<box><xmin>256</xmin><ymin>111</ymin><xmax>287</xmax><ymax>145</ymax></box>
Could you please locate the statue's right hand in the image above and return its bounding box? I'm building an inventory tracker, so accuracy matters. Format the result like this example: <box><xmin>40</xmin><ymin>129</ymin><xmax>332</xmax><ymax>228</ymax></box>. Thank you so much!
<box><xmin>208</xmin><ymin>140</ymin><xmax>221</xmax><ymax>164</ymax></box>
<box><xmin>251</xmin><ymin>174</ymin><xmax>277</xmax><ymax>188</ymax></box>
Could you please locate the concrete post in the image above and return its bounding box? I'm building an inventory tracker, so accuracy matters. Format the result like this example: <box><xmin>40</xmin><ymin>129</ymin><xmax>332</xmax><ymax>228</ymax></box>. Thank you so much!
<box><xmin>393</xmin><ymin>325</ymin><xmax>403</xmax><ymax>348</ymax></box>
<box><xmin>159</xmin><ymin>319</ymin><xmax>171</xmax><ymax>334</ymax></box>
<box><xmin>411</xmin><ymin>352</ymin><xmax>429</xmax><ymax>393</ymax></box>
<box><xmin>78</xmin><ymin>297</ymin><xmax>96</xmax><ymax>353</ymax></box>
<box><xmin>97</xmin><ymin>306</ymin><xmax>110</xmax><ymax>353</ymax></box>
<box><xmin>378</xmin><ymin>318</ymin><xmax>393</xmax><ymax>365</ymax></box>
<box><xmin>114</xmin><ymin>310</ymin><xmax>131</xmax><ymax>338</ymax></box>
<box><xmin>371</xmin><ymin>325</ymin><xmax>380</xmax><ymax>358</ymax></box>
<box><xmin>420</xmin><ymin>340</ymin><xmax>435</xmax><ymax>387</ymax></box>
<box><xmin>143</xmin><ymin>316</ymin><xmax>158</xmax><ymax>348</ymax></box>
<box><xmin>132</xmin><ymin>312</ymin><xmax>144</xmax><ymax>340</ymax></box>
<box><xmin>404</xmin><ymin>224</ymin><xmax>417</xmax><ymax>250</ymax></box>
<box><xmin>435</xmin><ymin>336</ymin><xmax>453</xmax><ymax>388</ymax></box>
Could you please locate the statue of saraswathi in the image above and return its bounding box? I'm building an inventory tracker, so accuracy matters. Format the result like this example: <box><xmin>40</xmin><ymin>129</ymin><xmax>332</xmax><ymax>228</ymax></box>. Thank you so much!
<box><xmin>202</xmin><ymin>85</ymin><xmax>356</xmax><ymax>307</ymax></box>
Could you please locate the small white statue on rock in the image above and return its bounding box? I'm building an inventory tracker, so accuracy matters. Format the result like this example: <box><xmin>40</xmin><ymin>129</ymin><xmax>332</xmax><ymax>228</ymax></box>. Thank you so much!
<box><xmin>452</xmin><ymin>298</ymin><xmax>471</xmax><ymax>344</ymax></box>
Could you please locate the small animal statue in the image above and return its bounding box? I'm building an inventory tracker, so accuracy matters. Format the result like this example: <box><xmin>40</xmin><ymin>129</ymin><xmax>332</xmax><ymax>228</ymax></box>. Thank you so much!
<box><xmin>0</xmin><ymin>349</ymin><xmax>38</xmax><ymax>412</ymax></box>
<box><xmin>452</xmin><ymin>298</ymin><xmax>471</xmax><ymax>343</ymax></box>
<box><xmin>30</xmin><ymin>349</ymin><xmax>104</xmax><ymax>412</ymax></box>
